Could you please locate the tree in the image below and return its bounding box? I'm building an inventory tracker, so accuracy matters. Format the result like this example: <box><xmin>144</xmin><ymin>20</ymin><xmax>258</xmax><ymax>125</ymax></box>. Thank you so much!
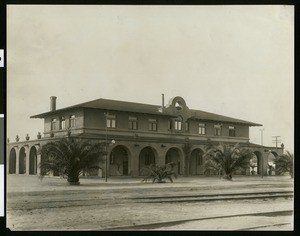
<box><xmin>204</xmin><ymin>143</ymin><xmax>253</xmax><ymax>180</ymax></box>
<box><xmin>274</xmin><ymin>151</ymin><xmax>294</xmax><ymax>178</ymax></box>
<box><xmin>142</xmin><ymin>162</ymin><xmax>178</xmax><ymax>183</ymax></box>
<box><xmin>39</xmin><ymin>137</ymin><xmax>106</xmax><ymax>184</ymax></box>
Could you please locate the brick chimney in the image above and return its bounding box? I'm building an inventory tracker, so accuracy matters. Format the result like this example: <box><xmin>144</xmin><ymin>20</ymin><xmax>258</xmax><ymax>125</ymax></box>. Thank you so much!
<box><xmin>50</xmin><ymin>96</ymin><xmax>57</xmax><ymax>111</ymax></box>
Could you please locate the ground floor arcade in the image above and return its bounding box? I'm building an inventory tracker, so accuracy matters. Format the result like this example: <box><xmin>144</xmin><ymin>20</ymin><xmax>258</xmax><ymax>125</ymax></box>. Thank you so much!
<box><xmin>7</xmin><ymin>138</ymin><xmax>283</xmax><ymax>178</ymax></box>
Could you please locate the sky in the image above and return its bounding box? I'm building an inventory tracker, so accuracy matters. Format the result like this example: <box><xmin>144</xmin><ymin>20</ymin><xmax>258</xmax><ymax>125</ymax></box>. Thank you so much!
<box><xmin>7</xmin><ymin>5</ymin><xmax>294</xmax><ymax>152</ymax></box>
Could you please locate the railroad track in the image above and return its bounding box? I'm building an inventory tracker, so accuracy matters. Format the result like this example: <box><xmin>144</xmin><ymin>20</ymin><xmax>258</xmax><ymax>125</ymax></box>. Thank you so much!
<box><xmin>132</xmin><ymin>190</ymin><xmax>294</xmax><ymax>203</ymax></box>
<box><xmin>104</xmin><ymin>210</ymin><xmax>293</xmax><ymax>230</ymax></box>
<box><xmin>7</xmin><ymin>190</ymin><xmax>293</xmax><ymax>211</ymax></box>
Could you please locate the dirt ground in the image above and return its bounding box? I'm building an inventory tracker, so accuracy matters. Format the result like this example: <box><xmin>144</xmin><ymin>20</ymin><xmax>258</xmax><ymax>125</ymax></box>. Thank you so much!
<box><xmin>6</xmin><ymin>175</ymin><xmax>294</xmax><ymax>231</ymax></box>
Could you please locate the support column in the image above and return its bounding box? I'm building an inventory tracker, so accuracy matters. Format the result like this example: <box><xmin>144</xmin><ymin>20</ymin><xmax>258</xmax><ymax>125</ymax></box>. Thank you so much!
<box><xmin>15</xmin><ymin>148</ymin><xmax>19</xmax><ymax>174</ymax></box>
<box><xmin>37</xmin><ymin>154</ymin><xmax>41</xmax><ymax>175</ymax></box>
<box><xmin>25</xmin><ymin>147</ymin><xmax>30</xmax><ymax>175</ymax></box>
<box><xmin>130</xmin><ymin>148</ymin><xmax>140</xmax><ymax>177</ymax></box>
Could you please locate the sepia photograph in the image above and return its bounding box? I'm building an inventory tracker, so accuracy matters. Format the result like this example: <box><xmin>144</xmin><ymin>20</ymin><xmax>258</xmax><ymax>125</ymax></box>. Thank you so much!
<box><xmin>6</xmin><ymin>5</ymin><xmax>294</xmax><ymax>231</ymax></box>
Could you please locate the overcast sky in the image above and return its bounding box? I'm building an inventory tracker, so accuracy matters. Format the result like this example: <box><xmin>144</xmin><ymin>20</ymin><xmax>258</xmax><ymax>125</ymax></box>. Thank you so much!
<box><xmin>7</xmin><ymin>5</ymin><xmax>294</xmax><ymax>152</ymax></box>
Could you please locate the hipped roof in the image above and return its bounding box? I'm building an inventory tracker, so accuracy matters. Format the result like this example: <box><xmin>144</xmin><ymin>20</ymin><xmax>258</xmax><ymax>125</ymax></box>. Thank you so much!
<box><xmin>30</xmin><ymin>98</ymin><xmax>261</xmax><ymax>126</ymax></box>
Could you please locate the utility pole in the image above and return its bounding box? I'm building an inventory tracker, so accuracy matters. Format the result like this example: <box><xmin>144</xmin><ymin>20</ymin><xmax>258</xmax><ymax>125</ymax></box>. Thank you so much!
<box><xmin>272</xmin><ymin>136</ymin><xmax>281</xmax><ymax>148</ymax></box>
<box><xmin>259</xmin><ymin>128</ymin><xmax>264</xmax><ymax>145</ymax></box>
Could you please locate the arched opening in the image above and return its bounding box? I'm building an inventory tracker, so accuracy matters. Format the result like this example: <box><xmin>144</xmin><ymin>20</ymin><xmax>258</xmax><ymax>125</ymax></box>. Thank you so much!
<box><xmin>267</xmin><ymin>152</ymin><xmax>278</xmax><ymax>175</ymax></box>
<box><xmin>139</xmin><ymin>146</ymin><xmax>157</xmax><ymax>176</ymax></box>
<box><xmin>253</xmin><ymin>151</ymin><xmax>263</xmax><ymax>175</ymax></box>
<box><xmin>190</xmin><ymin>148</ymin><xmax>204</xmax><ymax>175</ymax></box>
<box><xmin>29</xmin><ymin>146</ymin><xmax>37</xmax><ymax>175</ymax></box>
<box><xmin>109</xmin><ymin>145</ymin><xmax>130</xmax><ymax>176</ymax></box>
<box><xmin>19</xmin><ymin>147</ymin><xmax>26</xmax><ymax>174</ymax></box>
<box><xmin>165</xmin><ymin>148</ymin><xmax>182</xmax><ymax>175</ymax></box>
<box><xmin>249</xmin><ymin>153</ymin><xmax>258</xmax><ymax>175</ymax></box>
<box><xmin>9</xmin><ymin>148</ymin><xmax>17</xmax><ymax>174</ymax></box>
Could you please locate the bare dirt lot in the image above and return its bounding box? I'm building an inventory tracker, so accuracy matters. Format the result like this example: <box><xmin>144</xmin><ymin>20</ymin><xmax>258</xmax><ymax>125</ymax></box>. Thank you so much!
<box><xmin>6</xmin><ymin>175</ymin><xmax>294</xmax><ymax>231</ymax></box>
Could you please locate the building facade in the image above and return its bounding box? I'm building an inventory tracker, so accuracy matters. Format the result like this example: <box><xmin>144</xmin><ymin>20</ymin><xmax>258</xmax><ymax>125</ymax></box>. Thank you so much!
<box><xmin>7</xmin><ymin>95</ymin><xmax>283</xmax><ymax>177</ymax></box>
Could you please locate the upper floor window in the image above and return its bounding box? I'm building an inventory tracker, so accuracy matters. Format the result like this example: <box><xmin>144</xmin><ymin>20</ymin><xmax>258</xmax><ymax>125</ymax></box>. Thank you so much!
<box><xmin>128</xmin><ymin>116</ymin><xmax>138</xmax><ymax>130</ymax></box>
<box><xmin>60</xmin><ymin>116</ymin><xmax>66</xmax><ymax>130</ymax></box>
<box><xmin>199</xmin><ymin>123</ymin><xmax>206</xmax><ymax>135</ymax></box>
<box><xmin>214</xmin><ymin>124</ymin><xmax>222</xmax><ymax>136</ymax></box>
<box><xmin>51</xmin><ymin>118</ymin><xmax>57</xmax><ymax>130</ymax></box>
<box><xmin>69</xmin><ymin>115</ymin><xmax>76</xmax><ymax>128</ymax></box>
<box><xmin>229</xmin><ymin>126</ymin><xmax>236</xmax><ymax>137</ymax></box>
<box><xmin>174</xmin><ymin>120</ymin><xmax>182</xmax><ymax>131</ymax></box>
<box><xmin>148</xmin><ymin>119</ymin><xmax>157</xmax><ymax>131</ymax></box>
<box><xmin>185</xmin><ymin>122</ymin><xmax>189</xmax><ymax>132</ymax></box>
<box><xmin>106</xmin><ymin>114</ymin><xmax>116</xmax><ymax>128</ymax></box>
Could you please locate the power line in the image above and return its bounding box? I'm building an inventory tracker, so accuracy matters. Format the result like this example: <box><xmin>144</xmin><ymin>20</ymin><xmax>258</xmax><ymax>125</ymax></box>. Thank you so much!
<box><xmin>272</xmin><ymin>136</ymin><xmax>281</xmax><ymax>148</ymax></box>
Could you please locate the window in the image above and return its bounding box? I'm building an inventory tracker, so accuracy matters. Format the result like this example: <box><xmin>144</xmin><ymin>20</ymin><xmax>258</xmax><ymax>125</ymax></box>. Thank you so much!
<box><xmin>229</xmin><ymin>126</ymin><xmax>236</xmax><ymax>137</ymax></box>
<box><xmin>185</xmin><ymin>122</ymin><xmax>189</xmax><ymax>132</ymax></box>
<box><xmin>106</xmin><ymin>115</ymin><xmax>116</xmax><ymax>128</ymax></box>
<box><xmin>199</xmin><ymin>123</ymin><xmax>206</xmax><ymax>135</ymax></box>
<box><xmin>168</xmin><ymin>120</ymin><xmax>173</xmax><ymax>130</ymax></box>
<box><xmin>175</xmin><ymin>121</ymin><xmax>182</xmax><ymax>131</ymax></box>
<box><xmin>128</xmin><ymin>116</ymin><xmax>138</xmax><ymax>130</ymax></box>
<box><xmin>69</xmin><ymin>115</ymin><xmax>76</xmax><ymax>128</ymax></box>
<box><xmin>51</xmin><ymin>118</ymin><xmax>57</xmax><ymax>130</ymax></box>
<box><xmin>60</xmin><ymin>116</ymin><xmax>66</xmax><ymax>130</ymax></box>
<box><xmin>148</xmin><ymin>119</ymin><xmax>157</xmax><ymax>131</ymax></box>
<box><xmin>214</xmin><ymin>124</ymin><xmax>222</xmax><ymax>136</ymax></box>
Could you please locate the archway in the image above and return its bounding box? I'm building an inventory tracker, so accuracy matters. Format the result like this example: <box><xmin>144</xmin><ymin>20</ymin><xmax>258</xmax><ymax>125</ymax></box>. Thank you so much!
<box><xmin>139</xmin><ymin>147</ymin><xmax>157</xmax><ymax>176</ymax></box>
<box><xmin>109</xmin><ymin>145</ymin><xmax>130</xmax><ymax>176</ymax></box>
<box><xmin>267</xmin><ymin>151</ymin><xmax>278</xmax><ymax>175</ymax></box>
<box><xmin>19</xmin><ymin>147</ymin><xmax>26</xmax><ymax>174</ymax></box>
<box><xmin>249</xmin><ymin>153</ymin><xmax>258</xmax><ymax>175</ymax></box>
<box><xmin>9</xmin><ymin>148</ymin><xmax>17</xmax><ymax>174</ymax></box>
<box><xmin>29</xmin><ymin>146</ymin><xmax>37</xmax><ymax>175</ymax></box>
<box><xmin>189</xmin><ymin>148</ymin><xmax>204</xmax><ymax>175</ymax></box>
<box><xmin>165</xmin><ymin>148</ymin><xmax>182</xmax><ymax>175</ymax></box>
<box><xmin>253</xmin><ymin>151</ymin><xmax>263</xmax><ymax>175</ymax></box>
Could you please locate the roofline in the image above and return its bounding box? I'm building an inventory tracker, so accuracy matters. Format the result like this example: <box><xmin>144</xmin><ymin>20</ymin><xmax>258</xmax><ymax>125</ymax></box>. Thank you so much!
<box><xmin>188</xmin><ymin>117</ymin><xmax>262</xmax><ymax>127</ymax></box>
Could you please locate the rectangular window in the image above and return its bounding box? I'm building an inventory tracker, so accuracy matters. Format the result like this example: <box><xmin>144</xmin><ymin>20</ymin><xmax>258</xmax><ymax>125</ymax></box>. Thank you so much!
<box><xmin>148</xmin><ymin>119</ymin><xmax>157</xmax><ymax>131</ymax></box>
<box><xmin>106</xmin><ymin>115</ymin><xmax>116</xmax><ymax>128</ymax></box>
<box><xmin>128</xmin><ymin>116</ymin><xmax>138</xmax><ymax>130</ymax></box>
<box><xmin>69</xmin><ymin>115</ymin><xmax>76</xmax><ymax>128</ymax></box>
<box><xmin>51</xmin><ymin>118</ymin><xmax>57</xmax><ymax>130</ymax></box>
<box><xmin>229</xmin><ymin>126</ymin><xmax>236</xmax><ymax>137</ymax></box>
<box><xmin>185</xmin><ymin>122</ymin><xmax>189</xmax><ymax>132</ymax></box>
<box><xmin>60</xmin><ymin>117</ymin><xmax>66</xmax><ymax>130</ymax></box>
<box><xmin>199</xmin><ymin>123</ymin><xmax>206</xmax><ymax>135</ymax></box>
<box><xmin>175</xmin><ymin>121</ymin><xmax>182</xmax><ymax>131</ymax></box>
<box><xmin>214</xmin><ymin>124</ymin><xmax>222</xmax><ymax>136</ymax></box>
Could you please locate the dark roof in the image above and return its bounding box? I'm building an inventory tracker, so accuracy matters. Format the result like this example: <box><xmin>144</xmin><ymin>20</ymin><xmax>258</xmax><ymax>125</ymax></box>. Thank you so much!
<box><xmin>30</xmin><ymin>98</ymin><xmax>261</xmax><ymax>126</ymax></box>
<box><xmin>188</xmin><ymin>109</ymin><xmax>262</xmax><ymax>126</ymax></box>
<box><xmin>30</xmin><ymin>98</ymin><xmax>176</xmax><ymax>118</ymax></box>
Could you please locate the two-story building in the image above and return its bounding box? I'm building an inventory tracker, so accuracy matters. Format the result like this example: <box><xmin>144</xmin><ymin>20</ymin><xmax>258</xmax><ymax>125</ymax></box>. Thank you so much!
<box><xmin>7</xmin><ymin>95</ymin><xmax>283</xmax><ymax>178</ymax></box>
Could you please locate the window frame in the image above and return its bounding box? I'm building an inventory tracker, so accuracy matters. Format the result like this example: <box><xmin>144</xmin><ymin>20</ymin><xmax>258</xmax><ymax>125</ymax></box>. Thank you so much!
<box><xmin>148</xmin><ymin>118</ymin><xmax>157</xmax><ymax>131</ymax></box>
<box><xmin>198</xmin><ymin>123</ymin><xmax>206</xmax><ymax>135</ymax></box>
<box><xmin>214</xmin><ymin>124</ymin><xmax>222</xmax><ymax>136</ymax></box>
<box><xmin>51</xmin><ymin>118</ymin><xmax>57</xmax><ymax>131</ymax></box>
<box><xmin>128</xmin><ymin>116</ymin><xmax>138</xmax><ymax>130</ymax></box>
<box><xmin>106</xmin><ymin>115</ymin><xmax>116</xmax><ymax>128</ymax></box>
<box><xmin>69</xmin><ymin>115</ymin><xmax>76</xmax><ymax>128</ymax></box>
<box><xmin>229</xmin><ymin>126</ymin><xmax>236</xmax><ymax>137</ymax></box>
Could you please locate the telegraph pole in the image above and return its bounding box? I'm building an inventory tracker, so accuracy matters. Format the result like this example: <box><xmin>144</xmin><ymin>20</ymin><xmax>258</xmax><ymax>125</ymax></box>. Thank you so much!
<box><xmin>272</xmin><ymin>136</ymin><xmax>281</xmax><ymax>148</ymax></box>
<box><xmin>259</xmin><ymin>128</ymin><xmax>264</xmax><ymax>145</ymax></box>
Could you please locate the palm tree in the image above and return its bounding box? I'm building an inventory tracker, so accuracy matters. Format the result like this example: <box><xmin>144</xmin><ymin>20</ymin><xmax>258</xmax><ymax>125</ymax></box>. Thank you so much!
<box><xmin>142</xmin><ymin>162</ymin><xmax>178</xmax><ymax>183</ymax></box>
<box><xmin>204</xmin><ymin>143</ymin><xmax>253</xmax><ymax>180</ymax></box>
<box><xmin>39</xmin><ymin>137</ymin><xmax>106</xmax><ymax>184</ymax></box>
<box><xmin>274</xmin><ymin>151</ymin><xmax>294</xmax><ymax>178</ymax></box>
